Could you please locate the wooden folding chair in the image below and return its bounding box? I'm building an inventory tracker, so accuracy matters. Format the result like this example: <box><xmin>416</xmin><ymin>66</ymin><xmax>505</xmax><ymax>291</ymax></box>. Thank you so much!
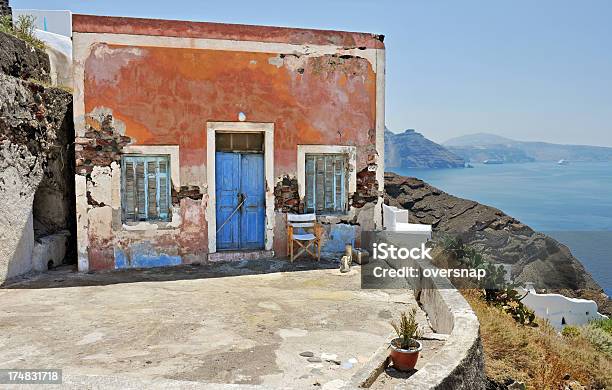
<box><xmin>287</xmin><ymin>213</ymin><xmax>322</xmax><ymax>262</ymax></box>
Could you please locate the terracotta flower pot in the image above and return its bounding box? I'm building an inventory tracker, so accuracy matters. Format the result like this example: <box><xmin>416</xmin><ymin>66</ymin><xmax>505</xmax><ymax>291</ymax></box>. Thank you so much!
<box><xmin>389</xmin><ymin>338</ymin><xmax>422</xmax><ymax>371</ymax></box>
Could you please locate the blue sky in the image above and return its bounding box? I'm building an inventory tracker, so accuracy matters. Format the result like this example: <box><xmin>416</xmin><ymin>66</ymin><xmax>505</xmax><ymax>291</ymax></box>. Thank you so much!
<box><xmin>13</xmin><ymin>0</ymin><xmax>612</xmax><ymax>146</ymax></box>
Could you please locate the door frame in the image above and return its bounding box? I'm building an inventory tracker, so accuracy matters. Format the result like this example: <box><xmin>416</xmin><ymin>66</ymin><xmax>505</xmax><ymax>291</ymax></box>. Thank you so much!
<box><xmin>206</xmin><ymin>121</ymin><xmax>274</xmax><ymax>253</ymax></box>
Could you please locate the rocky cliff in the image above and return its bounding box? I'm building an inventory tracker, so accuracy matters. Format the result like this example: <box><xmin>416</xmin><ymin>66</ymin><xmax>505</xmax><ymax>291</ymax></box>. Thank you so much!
<box><xmin>384</xmin><ymin>172</ymin><xmax>609</xmax><ymax>310</ymax></box>
<box><xmin>0</xmin><ymin>30</ymin><xmax>73</xmax><ymax>283</ymax></box>
<box><xmin>385</xmin><ymin>128</ymin><xmax>465</xmax><ymax>169</ymax></box>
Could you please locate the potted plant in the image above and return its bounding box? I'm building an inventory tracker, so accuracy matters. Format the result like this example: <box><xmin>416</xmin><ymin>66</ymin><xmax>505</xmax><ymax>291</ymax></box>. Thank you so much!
<box><xmin>389</xmin><ymin>308</ymin><xmax>422</xmax><ymax>371</ymax></box>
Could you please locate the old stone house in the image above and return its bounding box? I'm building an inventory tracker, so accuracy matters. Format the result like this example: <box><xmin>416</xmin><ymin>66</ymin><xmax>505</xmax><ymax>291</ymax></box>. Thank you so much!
<box><xmin>73</xmin><ymin>14</ymin><xmax>385</xmax><ymax>271</ymax></box>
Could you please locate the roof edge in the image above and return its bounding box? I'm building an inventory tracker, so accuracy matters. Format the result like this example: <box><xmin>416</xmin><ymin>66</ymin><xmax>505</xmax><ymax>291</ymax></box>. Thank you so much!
<box><xmin>72</xmin><ymin>14</ymin><xmax>385</xmax><ymax>49</ymax></box>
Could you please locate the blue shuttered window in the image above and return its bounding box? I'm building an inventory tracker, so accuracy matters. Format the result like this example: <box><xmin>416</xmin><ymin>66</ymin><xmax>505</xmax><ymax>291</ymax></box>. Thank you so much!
<box><xmin>305</xmin><ymin>154</ymin><xmax>347</xmax><ymax>214</ymax></box>
<box><xmin>122</xmin><ymin>155</ymin><xmax>171</xmax><ymax>222</ymax></box>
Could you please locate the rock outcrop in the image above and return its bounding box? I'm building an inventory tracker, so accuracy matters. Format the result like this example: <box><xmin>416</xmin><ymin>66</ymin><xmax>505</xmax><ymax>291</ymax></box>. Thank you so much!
<box><xmin>384</xmin><ymin>172</ymin><xmax>604</xmax><ymax>294</ymax></box>
<box><xmin>0</xmin><ymin>31</ymin><xmax>73</xmax><ymax>283</ymax></box>
<box><xmin>385</xmin><ymin>128</ymin><xmax>465</xmax><ymax>169</ymax></box>
<box><xmin>0</xmin><ymin>31</ymin><xmax>50</xmax><ymax>83</ymax></box>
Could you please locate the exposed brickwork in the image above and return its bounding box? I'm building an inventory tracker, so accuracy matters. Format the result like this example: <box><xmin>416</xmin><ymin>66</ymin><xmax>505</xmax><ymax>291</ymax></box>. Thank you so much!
<box><xmin>274</xmin><ymin>176</ymin><xmax>301</xmax><ymax>213</ymax></box>
<box><xmin>172</xmin><ymin>185</ymin><xmax>203</xmax><ymax>203</ymax></box>
<box><xmin>352</xmin><ymin>165</ymin><xmax>379</xmax><ymax>208</ymax></box>
<box><xmin>75</xmin><ymin>113</ymin><xmax>131</xmax><ymax>175</ymax></box>
<box><xmin>86</xmin><ymin>190</ymin><xmax>104</xmax><ymax>207</ymax></box>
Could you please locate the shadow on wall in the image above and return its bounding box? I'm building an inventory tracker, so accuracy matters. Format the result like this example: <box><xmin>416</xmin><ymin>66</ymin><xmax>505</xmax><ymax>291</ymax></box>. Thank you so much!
<box><xmin>1</xmin><ymin>147</ymin><xmax>76</xmax><ymax>285</ymax></box>
<box><xmin>32</xmin><ymin>106</ymin><xmax>76</xmax><ymax>266</ymax></box>
<box><xmin>4</xmin><ymin>208</ymin><xmax>35</xmax><ymax>280</ymax></box>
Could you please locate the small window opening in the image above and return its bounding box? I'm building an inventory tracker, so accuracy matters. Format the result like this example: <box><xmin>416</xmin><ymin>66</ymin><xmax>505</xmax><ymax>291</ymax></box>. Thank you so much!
<box><xmin>216</xmin><ymin>132</ymin><xmax>263</xmax><ymax>152</ymax></box>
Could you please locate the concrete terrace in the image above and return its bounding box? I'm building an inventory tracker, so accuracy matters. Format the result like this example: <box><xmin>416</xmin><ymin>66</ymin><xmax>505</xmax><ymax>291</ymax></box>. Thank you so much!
<box><xmin>0</xmin><ymin>260</ymin><xmax>437</xmax><ymax>389</ymax></box>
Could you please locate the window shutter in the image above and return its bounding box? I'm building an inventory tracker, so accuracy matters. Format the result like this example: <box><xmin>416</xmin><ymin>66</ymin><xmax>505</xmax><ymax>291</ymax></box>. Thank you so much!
<box><xmin>305</xmin><ymin>156</ymin><xmax>315</xmax><ymax>213</ymax></box>
<box><xmin>147</xmin><ymin>160</ymin><xmax>158</xmax><ymax>219</ymax></box>
<box><xmin>158</xmin><ymin>158</ymin><xmax>169</xmax><ymax>219</ymax></box>
<box><xmin>124</xmin><ymin>160</ymin><xmax>136</xmax><ymax>221</ymax></box>
<box><xmin>315</xmin><ymin>156</ymin><xmax>325</xmax><ymax>213</ymax></box>
<box><xmin>122</xmin><ymin>155</ymin><xmax>171</xmax><ymax>223</ymax></box>
<box><xmin>324</xmin><ymin>156</ymin><xmax>334</xmax><ymax>211</ymax></box>
<box><xmin>334</xmin><ymin>156</ymin><xmax>346</xmax><ymax>212</ymax></box>
<box><xmin>135</xmin><ymin>160</ymin><xmax>147</xmax><ymax>221</ymax></box>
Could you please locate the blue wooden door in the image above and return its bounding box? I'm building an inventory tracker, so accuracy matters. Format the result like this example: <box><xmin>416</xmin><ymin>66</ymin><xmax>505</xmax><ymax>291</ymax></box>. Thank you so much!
<box><xmin>240</xmin><ymin>154</ymin><xmax>265</xmax><ymax>249</ymax></box>
<box><xmin>216</xmin><ymin>152</ymin><xmax>241</xmax><ymax>250</ymax></box>
<box><xmin>215</xmin><ymin>152</ymin><xmax>265</xmax><ymax>250</ymax></box>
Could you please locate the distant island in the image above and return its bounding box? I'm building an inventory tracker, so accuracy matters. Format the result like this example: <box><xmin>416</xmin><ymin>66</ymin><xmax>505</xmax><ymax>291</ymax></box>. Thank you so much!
<box><xmin>385</xmin><ymin>128</ymin><xmax>465</xmax><ymax>169</ymax></box>
<box><xmin>444</xmin><ymin>133</ymin><xmax>612</xmax><ymax>164</ymax></box>
<box><xmin>384</xmin><ymin>129</ymin><xmax>612</xmax><ymax>169</ymax></box>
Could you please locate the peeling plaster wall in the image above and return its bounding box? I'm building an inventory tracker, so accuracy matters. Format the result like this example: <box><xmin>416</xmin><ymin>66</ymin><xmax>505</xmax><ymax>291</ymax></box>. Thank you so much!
<box><xmin>73</xmin><ymin>16</ymin><xmax>385</xmax><ymax>270</ymax></box>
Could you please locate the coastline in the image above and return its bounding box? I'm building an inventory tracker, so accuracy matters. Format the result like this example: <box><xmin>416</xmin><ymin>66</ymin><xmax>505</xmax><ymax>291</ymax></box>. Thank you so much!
<box><xmin>395</xmin><ymin>161</ymin><xmax>612</xmax><ymax>296</ymax></box>
<box><xmin>383</xmin><ymin>171</ymin><xmax>610</xmax><ymax>315</ymax></box>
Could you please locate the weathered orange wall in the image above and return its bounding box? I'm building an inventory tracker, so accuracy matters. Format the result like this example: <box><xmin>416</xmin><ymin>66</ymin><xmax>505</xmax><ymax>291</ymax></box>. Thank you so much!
<box><xmin>84</xmin><ymin>44</ymin><xmax>377</xmax><ymax>174</ymax></box>
<box><xmin>82</xmin><ymin>42</ymin><xmax>378</xmax><ymax>269</ymax></box>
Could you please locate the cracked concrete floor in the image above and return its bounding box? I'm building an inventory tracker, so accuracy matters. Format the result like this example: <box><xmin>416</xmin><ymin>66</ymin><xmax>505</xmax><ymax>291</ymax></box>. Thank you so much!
<box><xmin>0</xmin><ymin>263</ymin><xmax>423</xmax><ymax>389</ymax></box>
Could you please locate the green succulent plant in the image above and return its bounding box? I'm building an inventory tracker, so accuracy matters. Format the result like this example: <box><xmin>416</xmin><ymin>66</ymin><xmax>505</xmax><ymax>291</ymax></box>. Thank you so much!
<box><xmin>390</xmin><ymin>308</ymin><xmax>422</xmax><ymax>350</ymax></box>
<box><xmin>581</xmin><ymin>323</ymin><xmax>612</xmax><ymax>356</ymax></box>
<box><xmin>435</xmin><ymin>234</ymin><xmax>538</xmax><ymax>326</ymax></box>
<box><xmin>589</xmin><ymin>318</ymin><xmax>612</xmax><ymax>335</ymax></box>
<box><xmin>561</xmin><ymin>325</ymin><xmax>580</xmax><ymax>338</ymax></box>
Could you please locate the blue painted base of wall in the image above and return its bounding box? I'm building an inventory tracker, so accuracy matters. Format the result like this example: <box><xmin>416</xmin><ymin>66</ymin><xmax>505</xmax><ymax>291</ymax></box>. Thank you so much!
<box><xmin>114</xmin><ymin>242</ymin><xmax>182</xmax><ymax>269</ymax></box>
<box><xmin>321</xmin><ymin>224</ymin><xmax>356</xmax><ymax>254</ymax></box>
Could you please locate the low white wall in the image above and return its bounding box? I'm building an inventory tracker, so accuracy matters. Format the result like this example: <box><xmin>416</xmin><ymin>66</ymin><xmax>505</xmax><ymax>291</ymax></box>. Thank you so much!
<box><xmin>34</xmin><ymin>29</ymin><xmax>72</xmax><ymax>88</ymax></box>
<box><xmin>382</xmin><ymin>204</ymin><xmax>432</xmax><ymax>239</ymax></box>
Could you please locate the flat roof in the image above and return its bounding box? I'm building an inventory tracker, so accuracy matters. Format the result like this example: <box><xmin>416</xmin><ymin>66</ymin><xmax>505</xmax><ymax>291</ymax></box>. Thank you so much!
<box><xmin>72</xmin><ymin>14</ymin><xmax>385</xmax><ymax>49</ymax></box>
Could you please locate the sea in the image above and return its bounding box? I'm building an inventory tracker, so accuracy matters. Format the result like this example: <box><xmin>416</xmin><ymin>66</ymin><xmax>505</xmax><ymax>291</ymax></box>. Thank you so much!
<box><xmin>394</xmin><ymin>161</ymin><xmax>612</xmax><ymax>296</ymax></box>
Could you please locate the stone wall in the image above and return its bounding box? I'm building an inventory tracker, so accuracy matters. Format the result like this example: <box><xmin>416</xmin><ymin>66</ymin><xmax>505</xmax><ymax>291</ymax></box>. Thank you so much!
<box><xmin>0</xmin><ymin>31</ymin><xmax>74</xmax><ymax>283</ymax></box>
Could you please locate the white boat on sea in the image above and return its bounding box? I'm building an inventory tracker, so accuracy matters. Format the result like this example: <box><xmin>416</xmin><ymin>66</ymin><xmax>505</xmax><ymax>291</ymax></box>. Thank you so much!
<box><xmin>558</xmin><ymin>159</ymin><xmax>569</xmax><ymax>165</ymax></box>
<box><xmin>483</xmin><ymin>159</ymin><xmax>504</xmax><ymax>164</ymax></box>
